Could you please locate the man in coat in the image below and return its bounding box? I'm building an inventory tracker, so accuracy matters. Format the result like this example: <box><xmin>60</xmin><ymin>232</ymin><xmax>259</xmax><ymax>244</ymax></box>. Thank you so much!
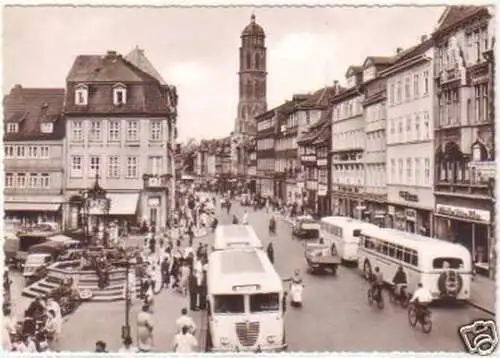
<box><xmin>188</xmin><ymin>273</ymin><xmax>198</xmax><ymax>311</ymax></box>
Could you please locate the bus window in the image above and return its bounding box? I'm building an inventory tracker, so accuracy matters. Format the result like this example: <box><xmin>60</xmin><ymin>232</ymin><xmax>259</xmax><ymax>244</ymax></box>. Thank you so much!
<box><xmin>433</xmin><ymin>257</ymin><xmax>464</xmax><ymax>269</ymax></box>
<box><xmin>395</xmin><ymin>246</ymin><xmax>403</xmax><ymax>260</ymax></box>
<box><xmin>411</xmin><ymin>252</ymin><xmax>418</xmax><ymax>266</ymax></box>
<box><xmin>250</xmin><ymin>293</ymin><xmax>280</xmax><ymax>312</ymax></box>
<box><xmin>403</xmin><ymin>249</ymin><xmax>411</xmax><ymax>264</ymax></box>
<box><xmin>381</xmin><ymin>242</ymin><xmax>388</xmax><ymax>255</ymax></box>
<box><xmin>214</xmin><ymin>295</ymin><xmax>245</xmax><ymax>314</ymax></box>
<box><xmin>387</xmin><ymin>244</ymin><xmax>395</xmax><ymax>258</ymax></box>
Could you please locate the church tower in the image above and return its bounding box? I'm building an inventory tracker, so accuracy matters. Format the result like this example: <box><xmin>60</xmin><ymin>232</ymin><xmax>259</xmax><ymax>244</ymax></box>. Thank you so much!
<box><xmin>232</xmin><ymin>14</ymin><xmax>268</xmax><ymax>177</ymax></box>
<box><xmin>235</xmin><ymin>13</ymin><xmax>268</xmax><ymax>135</ymax></box>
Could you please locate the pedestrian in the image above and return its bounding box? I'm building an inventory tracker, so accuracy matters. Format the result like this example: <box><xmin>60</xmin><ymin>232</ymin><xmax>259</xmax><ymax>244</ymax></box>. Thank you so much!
<box><xmin>44</xmin><ymin>309</ymin><xmax>61</xmax><ymax>352</ymax></box>
<box><xmin>175</xmin><ymin>308</ymin><xmax>196</xmax><ymax>334</ymax></box>
<box><xmin>161</xmin><ymin>256</ymin><xmax>170</xmax><ymax>289</ymax></box>
<box><xmin>267</xmin><ymin>241</ymin><xmax>275</xmax><ymax>264</ymax></box>
<box><xmin>173</xmin><ymin>325</ymin><xmax>198</xmax><ymax>353</ymax></box>
<box><xmin>179</xmin><ymin>262</ymin><xmax>191</xmax><ymax>296</ymax></box>
<box><xmin>95</xmin><ymin>340</ymin><xmax>107</xmax><ymax>353</ymax></box>
<box><xmin>136</xmin><ymin>304</ymin><xmax>154</xmax><ymax>352</ymax></box>
<box><xmin>118</xmin><ymin>336</ymin><xmax>138</xmax><ymax>353</ymax></box>
<box><xmin>188</xmin><ymin>272</ymin><xmax>198</xmax><ymax>311</ymax></box>
<box><xmin>198</xmin><ymin>269</ymin><xmax>208</xmax><ymax>310</ymax></box>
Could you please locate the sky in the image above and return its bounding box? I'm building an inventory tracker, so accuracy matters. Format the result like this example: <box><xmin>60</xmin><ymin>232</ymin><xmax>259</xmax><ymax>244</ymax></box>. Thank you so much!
<box><xmin>3</xmin><ymin>5</ymin><xmax>446</xmax><ymax>141</ymax></box>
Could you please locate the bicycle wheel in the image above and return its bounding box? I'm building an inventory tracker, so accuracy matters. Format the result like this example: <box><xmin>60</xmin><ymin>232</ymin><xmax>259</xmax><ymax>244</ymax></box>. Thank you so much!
<box><xmin>377</xmin><ymin>293</ymin><xmax>384</xmax><ymax>310</ymax></box>
<box><xmin>408</xmin><ymin>306</ymin><xmax>417</xmax><ymax>327</ymax></box>
<box><xmin>367</xmin><ymin>288</ymin><xmax>374</xmax><ymax>305</ymax></box>
<box><xmin>422</xmin><ymin>314</ymin><xmax>432</xmax><ymax>333</ymax></box>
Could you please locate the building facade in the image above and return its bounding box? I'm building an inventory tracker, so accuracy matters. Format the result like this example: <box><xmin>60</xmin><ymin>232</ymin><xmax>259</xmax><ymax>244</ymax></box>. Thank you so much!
<box><xmin>64</xmin><ymin>49</ymin><xmax>178</xmax><ymax>231</ymax></box>
<box><xmin>255</xmin><ymin>109</ymin><xmax>276</xmax><ymax>197</ymax></box>
<box><xmin>330</xmin><ymin>66</ymin><xmax>365</xmax><ymax>218</ymax></box>
<box><xmin>382</xmin><ymin>41</ymin><xmax>435</xmax><ymax>235</ymax></box>
<box><xmin>3</xmin><ymin>86</ymin><xmax>66</xmax><ymax>230</ymax></box>
<box><xmin>232</xmin><ymin>14</ymin><xmax>268</xmax><ymax>177</ymax></box>
<box><xmin>431</xmin><ymin>6</ymin><xmax>496</xmax><ymax>276</ymax></box>
<box><xmin>361</xmin><ymin>57</ymin><xmax>394</xmax><ymax>225</ymax></box>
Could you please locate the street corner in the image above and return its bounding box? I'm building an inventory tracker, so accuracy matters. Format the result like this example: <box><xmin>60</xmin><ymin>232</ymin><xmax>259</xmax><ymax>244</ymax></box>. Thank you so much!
<box><xmin>458</xmin><ymin>319</ymin><xmax>499</xmax><ymax>356</ymax></box>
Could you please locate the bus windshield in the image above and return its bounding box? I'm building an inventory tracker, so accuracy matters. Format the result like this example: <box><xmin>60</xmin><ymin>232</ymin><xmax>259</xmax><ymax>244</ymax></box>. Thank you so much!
<box><xmin>213</xmin><ymin>294</ymin><xmax>245</xmax><ymax>314</ymax></box>
<box><xmin>433</xmin><ymin>257</ymin><xmax>464</xmax><ymax>269</ymax></box>
<box><xmin>250</xmin><ymin>293</ymin><xmax>280</xmax><ymax>313</ymax></box>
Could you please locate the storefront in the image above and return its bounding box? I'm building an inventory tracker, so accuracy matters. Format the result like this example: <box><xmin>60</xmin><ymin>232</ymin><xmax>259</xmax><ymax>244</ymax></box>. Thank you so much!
<box><xmin>257</xmin><ymin>178</ymin><xmax>274</xmax><ymax>197</ymax></box>
<box><xmin>331</xmin><ymin>189</ymin><xmax>364</xmax><ymax>219</ymax></box>
<box><xmin>434</xmin><ymin>202</ymin><xmax>492</xmax><ymax>272</ymax></box>
<box><xmin>4</xmin><ymin>195</ymin><xmax>64</xmax><ymax>230</ymax></box>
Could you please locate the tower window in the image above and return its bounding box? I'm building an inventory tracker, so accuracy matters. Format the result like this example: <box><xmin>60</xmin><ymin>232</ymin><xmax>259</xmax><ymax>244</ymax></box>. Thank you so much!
<box><xmin>255</xmin><ymin>53</ymin><xmax>260</xmax><ymax>69</ymax></box>
<box><xmin>246</xmin><ymin>53</ymin><xmax>251</xmax><ymax>69</ymax></box>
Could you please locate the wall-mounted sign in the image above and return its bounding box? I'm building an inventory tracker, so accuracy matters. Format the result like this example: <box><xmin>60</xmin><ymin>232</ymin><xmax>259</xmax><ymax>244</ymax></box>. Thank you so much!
<box><xmin>318</xmin><ymin>184</ymin><xmax>327</xmax><ymax>196</ymax></box>
<box><xmin>306</xmin><ymin>180</ymin><xmax>318</xmax><ymax>191</ymax></box>
<box><xmin>148</xmin><ymin>197</ymin><xmax>160</xmax><ymax>207</ymax></box>
<box><xmin>388</xmin><ymin>205</ymin><xmax>395</xmax><ymax>215</ymax></box>
<box><xmin>87</xmin><ymin>198</ymin><xmax>109</xmax><ymax>215</ymax></box>
<box><xmin>436</xmin><ymin>204</ymin><xmax>491</xmax><ymax>223</ymax></box>
<box><xmin>399</xmin><ymin>191</ymin><xmax>419</xmax><ymax>202</ymax></box>
<box><xmin>317</xmin><ymin>159</ymin><xmax>328</xmax><ymax>167</ymax></box>
<box><xmin>405</xmin><ymin>209</ymin><xmax>417</xmax><ymax>222</ymax></box>
<box><xmin>301</xmin><ymin>155</ymin><xmax>316</xmax><ymax>162</ymax></box>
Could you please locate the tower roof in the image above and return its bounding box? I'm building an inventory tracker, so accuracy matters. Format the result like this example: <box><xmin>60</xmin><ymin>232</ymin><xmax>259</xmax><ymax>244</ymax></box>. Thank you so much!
<box><xmin>241</xmin><ymin>14</ymin><xmax>265</xmax><ymax>37</ymax></box>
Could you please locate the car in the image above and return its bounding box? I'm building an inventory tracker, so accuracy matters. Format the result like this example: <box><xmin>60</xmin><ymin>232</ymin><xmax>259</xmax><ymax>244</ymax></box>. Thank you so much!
<box><xmin>292</xmin><ymin>216</ymin><xmax>320</xmax><ymax>239</ymax></box>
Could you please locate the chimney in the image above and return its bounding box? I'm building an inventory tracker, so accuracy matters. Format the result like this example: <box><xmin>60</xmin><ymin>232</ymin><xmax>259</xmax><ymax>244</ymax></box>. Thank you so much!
<box><xmin>396</xmin><ymin>47</ymin><xmax>403</xmax><ymax>55</ymax></box>
<box><xmin>333</xmin><ymin>80</ymin><xmax>339</xmax><ymax>93</ymax></box>
<box><xmin>106</xmin><ymin>50</ymin><xmax>117</xmax><ymax>58</ymax></box>
<box><xmin>421</xmin><ymin>34</ymin><xmax>428</xmax><ymax>43</ymax></box>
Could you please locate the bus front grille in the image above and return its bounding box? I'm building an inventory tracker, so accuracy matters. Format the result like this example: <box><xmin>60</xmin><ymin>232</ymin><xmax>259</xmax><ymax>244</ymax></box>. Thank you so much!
<box><xmin>235</xmin><ymin>321</ymin><xmax>260</xmax><ymax>347</ymax></box>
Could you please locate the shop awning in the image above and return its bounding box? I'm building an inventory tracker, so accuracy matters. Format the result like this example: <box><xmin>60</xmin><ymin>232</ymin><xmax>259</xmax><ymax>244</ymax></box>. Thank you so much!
<box><xmin>4</xmin><ymin>203</ymin><xmax>61</xmax><ymax>212</ymax></box>
<box><xmin>107</xmin><ymin>193</ymin><xmax>139</xmax><ymax>216</ymax></box>
<box><xmin>433</xmin><ymin>212</ymin><xmax>488</xmax><ymax>225</ymax></box>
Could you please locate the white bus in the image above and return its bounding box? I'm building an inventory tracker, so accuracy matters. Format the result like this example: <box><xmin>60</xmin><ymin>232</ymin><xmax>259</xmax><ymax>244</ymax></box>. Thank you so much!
<box><xmin>213</xmin><ymin>225</ymin><xmax>263</xmax><ymax>251</ymax></box>
<box><xmin>357</xmin><ymin>226</ymin><xmax>472</xmax><ymax>301</ymax></box>
<box><xmin>205</xmin><ymin>249</ymin><xmax>287</xmax><ymax>352</ymax></box>
<box><xmin>319</xmin><ymin>216</ymin><xmax>379</xmax><ymax>263</ymax></box>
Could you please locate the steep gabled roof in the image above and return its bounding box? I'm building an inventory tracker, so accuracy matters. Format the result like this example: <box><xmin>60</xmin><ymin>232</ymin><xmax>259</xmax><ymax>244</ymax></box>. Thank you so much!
<box><xmin>125</xmin><ymin>46</ymin><xmax>167</xmax><ymax>85</ymax></box>
<box><xmin>436</xmin><ymin>5</ymin><xmax>484</xmax><ymax>33</ymax></box>
<box><xmin>297</xmin><ymin>86</ymin><xmax>337</xmax><ymax>109</ymax></box>
<box><xmin>363</xmin><ymin>56</ymin><xmax>396</xmax><ymax>68</ymax></box>
<box><xmin>297</xmin><ymin>107</ymin><xmax>331</xmax><ymax>145</ymax></box>
<box><xmin>3</xmin><ymin>86</ymin><xmax>65</xmax><ymax>141</ymax></box>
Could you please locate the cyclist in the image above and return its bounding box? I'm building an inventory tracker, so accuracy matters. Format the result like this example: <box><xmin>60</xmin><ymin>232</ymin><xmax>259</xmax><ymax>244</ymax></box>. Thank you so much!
<box><xmin>410</xmin><ymin>282</ymin><xmax>433</xmax><ymax>318</ymax></box>
<box><xmin>392</xmin><ymin>266</ymin><xmax>408</xmax><ymax>299</ymax></box>
<box><xmin>371</xmin><ymin>267</ymin><xmax>384</xmax><ymax>299</ymax></box>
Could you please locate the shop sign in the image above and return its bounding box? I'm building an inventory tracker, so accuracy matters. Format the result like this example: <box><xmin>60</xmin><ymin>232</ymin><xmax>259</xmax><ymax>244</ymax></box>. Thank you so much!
<box><xmin>148</xmin><ymin>197</ymin><xmax>160</xmax><ymax>207</ymax></box>
<box><xmin>373</xmin><ymin>210</ymin><xmax>386</xmax><ymax>219</ymax></box>
<box><xmin>301</xmin><ymin>155</ymin><xmax>316</xmax><ymax>162</ymax></box>
<box><xmin>399</xmin><ymin>191</ymin><xmax>419</xmax><ymax>202</ymax></box>
<box><xmin>318</xmin><ymin>184</ymin><xmax>328</xmax><ymax>196</ymax></box>
<box><xmin>306</xmin><ymin>180</ymin><xmax>317</xmax><ymax>190</ymax></box>
<box><xmin>316</xmin><ymin>159</ymin><xmax>327</xmax><ymax>167</ymax></box>
<box><xmin>436</xmin><ymin>204</ymin><xmax>490</xmax><ymax>223</ymax></box>
<box><xmin>388</xmin><ymin>205</ymin><xmax>395</xmax><ymax>215</ymax></box>
<box><xmin>405</xmin><ymin>209</ymin><xmax>417</xmax><ymax>222</ymax></box>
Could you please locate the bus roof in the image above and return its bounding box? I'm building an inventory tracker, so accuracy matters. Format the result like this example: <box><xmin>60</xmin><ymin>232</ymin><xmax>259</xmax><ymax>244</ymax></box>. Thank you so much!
<box><xmin>361</xmin><ymin>226</ymin><xmax>470</xmax><ymax>253</ymax></box>
<box><xmin>207</xmin><ymin>249</ymin><xmax>282</xmax><ymax>294</ymax></box>
<box><xmin>213</xmin><ymin>225</ymin><xmax>263</xmax><ymax>250</ymax></box>
<box><xmin>321</xmin><ymin>216</ymin><xmax>378</xmax><ymax>229</ymax></box>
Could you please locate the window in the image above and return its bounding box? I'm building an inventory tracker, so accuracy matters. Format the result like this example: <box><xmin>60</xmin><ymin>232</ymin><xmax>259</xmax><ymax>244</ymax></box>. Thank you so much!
<box><xmin>17</xmin><ymin>173</ymin><xmax>26</xmax><ymax>188</ymax></box>
<box><xmin>71</xmin><ymin>121</ymin><xmax>83</xmax><ymax>142</ymax></box>
<box><xmin>150</xmin><ymin>121</ymin><xmax>162</xmax><ymax>141</ymax></box>
<box><xmin>89</xmin><ymin>156</ymin><xmax>100</xmax><ymax>177</ymax></box>
<box><xmin>406</xmin><ymin>158</ymin><xmax>412</xmax><ymax>184</ymax></box>
<box><xmin>423</xmin><ymin>112</ymin><xmax>430</xmax><ymax>139</ymax></box>
<box><xmin>16</xmin><ymin>146</ymin><xmax>25</xmax><ymax>158</ymax></box>
<box><xmin>413</xmin><ymin>73</ymin><xmax>420</xmax><ymax>97</ymax></box>
<box><xmin>149</xmin><ymin>156</ymin><xmax>162</xmax><ymax>175</ymax></box>
<box><xmin>40</xmin><ymin>146</ymin><xmax>49</xmax><ymax>158</ymax></box>
<box><xmin>398</xmin><ymin>159</ymin><xmax>403</xmax><ymax>182</ymax></box>
<box><xmin>432</xmin><ymin>257</ymin><xmax>464</xmax><ymax>269</ymax></box>
<box><xmin>40</xmin><ymin>123</ymin><xmax>53</xmax><ymax>134</ymax></box>
<box><xmin>396</xmin><ymin>80</ymin><xmax>402</xmax><ymax>103</ymax></box>
<box><xmin>41</xmin><ymin>174</ymin><xmax>49</xmax><ymax>188</ymax></box>
<box><xmin>108</xmin><ymin>121</ymin><xmax>120</xmax><ymax>142</ymax></box>
<box><xmin>126</xmin><ymin>156</ymin><xmax>138</xmax><ymax>178</ymax></box>
<box><xmin>4</xmin><ymin>146</ymin><xmax>14</xmax><ymax>158</ymax></box>
<box><xmin>415</xmin><ymin>114</ymin><xmax>420</xmax><ymax>140</ymax></box>
<box><xmin>390</xmin><ymin>159</ymin><xmax>396</xmax><ymax>183</ymax></box>
<box><xmin>389</xmin><ymin>83</ymin><xmax>395</xmax><ymax>105</ymax></box>
<box><xmin>7</xmin><ymin>123</ymin><xmax>18</xmax><ymax>133</ymax></box>
<box><xmin>89</xmin><ymin>121</ymin><xmax>102</xmax><ymax>141</ymax></box>
<box><xmin>75</xmin><ymin>85</ymin><xmax>88</xmax><ymax>105</ymax></box>
<box><xmin>5</xmin><ymin>173</ymin><xmax>14</xmax><ymax>187</ymax></box>
<box><xmin>423</xmin><ymin>71</ymin><xmax>429</xmax><ymax>95</ymax></box>
<box><xmin>28</xmin><ymin>173</ymin><xmax>38</xmax><ymax>188</ymax></box>
<box><xmin>71</xmin><ymin>156</ymin><xmax>83</xmax><ymax>177</ymax></box>
<box><xmin>213</xmin><ymin>294</ymin><xmax>245</xmax><ymax>314</ymax></box>
<box><xmin>113</xmin><ymin>84</ymin><xmax>127</xmax><ymax>105</ymax></box>
<box><xmin>250</xmin><ymin>293</ymin><xmax>280</xmax><ymax>312</ymax></box>
<box><xmin>126</xmin><ymin>121</ymin><xmax>139</xmax><ymax>141</ymax></box>
<box><xmin>424</xmin><ymin>158</ymin><xmax>430</xmax><ymax>185</ymax></box>
<box><xmin>398</xmin><ymin>118</ymin><xmax>403</xmax><ymax>142</ymax></box>
<box><xmin>108</xmin><ymin>156</ymin><xmax>120</xmax><ymax>178</ymax></box>
<box><xmin>414</xmin><ymin>158</ymin><xmax>420</xmax><ymax>186</ymax></box>
<box><xmin>404</xmin><ymin>77</ymin><xmax>411</xmax><ymax>99</ymax></box>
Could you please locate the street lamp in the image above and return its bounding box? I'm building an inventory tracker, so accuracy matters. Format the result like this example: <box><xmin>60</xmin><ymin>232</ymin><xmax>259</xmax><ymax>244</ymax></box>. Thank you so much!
<box><xmin>122</xmin><ymin>256</ymin><xmax>137</xmax><ymax>340</ymax></box>
<box><xmin>79</xmin><ymin>173</ymin><xmax>110</xmax><ymax>247</ymax></box>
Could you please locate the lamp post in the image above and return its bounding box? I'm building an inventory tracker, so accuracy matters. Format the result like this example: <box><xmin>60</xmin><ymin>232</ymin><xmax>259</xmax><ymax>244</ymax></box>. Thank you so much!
<box><xmin>79</xmin><ymin>174</ymin><xmax>110</xmax><ymax>247</ymax></box>
<box><xmin>122</xmin><ymin>256</ymin><xmax>136</xmax><ymax>340</ymax></box>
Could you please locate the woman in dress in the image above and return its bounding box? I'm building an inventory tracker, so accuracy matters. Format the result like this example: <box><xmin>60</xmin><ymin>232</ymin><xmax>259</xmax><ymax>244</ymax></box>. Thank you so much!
<box><xmin>136</xmin><ymin>305</ymin><xmax>154</xmax><ymax>352</ymax></box>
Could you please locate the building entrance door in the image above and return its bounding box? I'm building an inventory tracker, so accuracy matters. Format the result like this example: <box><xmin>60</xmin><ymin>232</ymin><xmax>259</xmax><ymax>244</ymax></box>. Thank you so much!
<box><xmin>150</xmin><ymin>208</ymin><xmax>158</xmax><ymax>227</ymax></box>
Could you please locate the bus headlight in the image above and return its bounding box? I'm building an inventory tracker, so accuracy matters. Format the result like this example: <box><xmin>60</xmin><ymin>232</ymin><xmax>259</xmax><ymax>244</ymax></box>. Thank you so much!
<box><xmin>266</xmin><ymin>335</ymin><xmax>276</xmax><ymax>344</ymax></box>
<box><xmin>220</xmin><ymin>337</ymin><xmax>229</xmax><ymax>346</ymax></box>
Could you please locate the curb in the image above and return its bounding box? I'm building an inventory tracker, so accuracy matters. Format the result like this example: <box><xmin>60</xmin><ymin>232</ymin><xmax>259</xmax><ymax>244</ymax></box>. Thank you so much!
<box><xmin>467</xmin><ymin>301</ymin><xmax>495</xmax><ymax>316</ymax></box>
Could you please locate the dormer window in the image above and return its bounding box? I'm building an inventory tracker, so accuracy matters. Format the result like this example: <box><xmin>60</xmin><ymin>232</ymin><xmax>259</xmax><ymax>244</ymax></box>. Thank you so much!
<box><xmin>40</xmin><ymin>123</ymin><xmax>53</xmax><ymax>134</ymax></box>
<box><xmin>113</xmin><ymin>83</ymin><xmax>127</xmax><ymax>106</ymax></box>
<box><xmin>75</xmin><ymin>84</ymin><xmax>88</xmax><ymax>106</ymax></box>
<box><xmin>7</xmin><ymin>123</ymin><xmax>18</xmax><ymax>133</ymax></box>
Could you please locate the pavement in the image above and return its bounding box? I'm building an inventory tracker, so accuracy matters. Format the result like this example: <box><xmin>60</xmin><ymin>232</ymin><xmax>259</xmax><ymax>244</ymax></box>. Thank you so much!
<box><xmin>39</xmin><ymin>200</ymin><xmax>496</xmax><ymax>352</ymax></box>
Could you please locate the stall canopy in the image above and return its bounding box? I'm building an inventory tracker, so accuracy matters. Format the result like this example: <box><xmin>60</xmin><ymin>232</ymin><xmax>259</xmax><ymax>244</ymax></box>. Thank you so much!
<box><xmin>47</xmin><ymin>235</ymin><xmax>79</xmax><ymax>246</ymax></box>
<box><xmin>107</xmin><ymin>193</ymin><xmax>140</xmax><ymax>216</ymax></box>
<box><xmin>4</xmin><ymin>203</ymin><xmax>61</xmax><ymax>212</ymax></box>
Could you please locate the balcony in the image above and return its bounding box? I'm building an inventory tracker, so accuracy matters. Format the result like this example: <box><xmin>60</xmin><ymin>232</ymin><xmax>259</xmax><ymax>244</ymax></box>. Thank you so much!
<box><xmin>142</xmin><ymin>174</ymin><xmax>171</xmax><ymax>190</ymax></box>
